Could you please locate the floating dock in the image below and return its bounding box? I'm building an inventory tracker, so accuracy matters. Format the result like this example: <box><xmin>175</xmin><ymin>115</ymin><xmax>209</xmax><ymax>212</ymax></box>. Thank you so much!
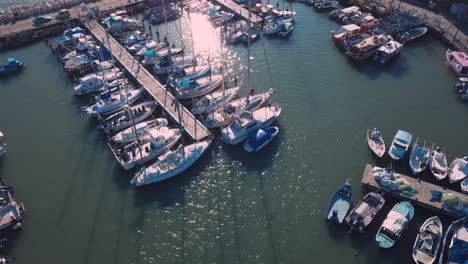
<box><xmin>212</xmin><ymin>0</ymin><xmax>262</xmax><ymax>25</ymax></box>
<box><xmin>361</xmin><ymin>164</ymin><xmax>468</xmax><ymax>218</ymax></box>
<box><xmin>86</xmin><ymin>20</ymin><xmax>211</xmax><ymax>141</ymax></box>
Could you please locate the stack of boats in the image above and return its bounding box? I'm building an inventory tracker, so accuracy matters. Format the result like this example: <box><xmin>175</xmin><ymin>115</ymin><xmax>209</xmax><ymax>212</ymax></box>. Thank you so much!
<box><xmin>366</xmin><ymin>128</ymin><xmax>468</xmax><ymax>194</ymax></box>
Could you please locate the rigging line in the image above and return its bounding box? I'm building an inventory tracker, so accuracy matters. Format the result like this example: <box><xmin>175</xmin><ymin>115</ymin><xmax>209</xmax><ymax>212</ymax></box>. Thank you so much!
<box><xmin>259</xmin><ymin>36</ymin><xmax>274</xmax><ymax>88</ymax></box>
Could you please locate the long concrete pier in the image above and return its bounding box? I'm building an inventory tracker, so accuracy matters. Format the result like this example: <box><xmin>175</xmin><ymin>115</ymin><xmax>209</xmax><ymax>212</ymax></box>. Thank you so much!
<box><xmin>85</xmin><ymin>20</ymin><xmax>210</xmax><ymax>141</ymax></box>
<box><xmin>212</xmin><ymin>0</ymin><xmax>262</xmax><ymax>24</ymax></box>
<box><xmin>361</xmin><ymin>164</ymin><xmax>467</xmax><ymax>218</ymax></box>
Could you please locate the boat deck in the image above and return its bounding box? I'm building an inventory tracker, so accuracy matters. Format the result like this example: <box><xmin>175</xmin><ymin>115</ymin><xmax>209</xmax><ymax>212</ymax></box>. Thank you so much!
<box><xmin>0</xmin><ymin>202</ymin><xmax>22</xmax><ymax>230</ymax></box>
<box><xmin>361</xmin><ymin>164</ymin><xmax>468</xmax><ymax>218</ymax></box>
<box><xmin>212</xmin><ymin>0</ymin><xmax>262</xmax><ymax>25</ymax></box>
<box><xmin>86</xmin><ymin>20</ymin><xmax>210</xmax><ymax>141</ymax></box>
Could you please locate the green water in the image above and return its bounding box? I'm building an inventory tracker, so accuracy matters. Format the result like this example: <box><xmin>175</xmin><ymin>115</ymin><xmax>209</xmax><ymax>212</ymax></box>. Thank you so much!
<box><xmin>0</xmin><ymin>2</ymin><xmax>466</xmax><ymax>263</ymax></box>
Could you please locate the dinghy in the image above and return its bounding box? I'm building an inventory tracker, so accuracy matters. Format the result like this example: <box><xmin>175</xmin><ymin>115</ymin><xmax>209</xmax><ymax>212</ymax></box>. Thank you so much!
<box><xmin>115</xmin><ymin>128</ymin><xmax>181</xmax><ymax>170</ymax></box>
<box><xmin>324</xmin><ymin>179</ymin><xmax>352</xmax><ymax>224</ymax></box>
<box><xmin>221</xmin><ymin>105</ymin><xmax>282</xmax><ymax>145</ymax></box>
<box><xmin>409</xmin><ymin>139</ymin><xmax>430</xmax><ymax>175</ymax></box>
<box><xmin>429</xmin><ymin>147</ymin><xmax>448</xmax><ymax>180</ymax></box>
<box><xmin>388</xmin><ymin>130</ymin><xmax>413</xmax><ymax>160</ymax></box>
<box><xmin>345</xmin><ymin>192</ymin><xmax>385</xmax><ymax>234</ymax></box>
<box><xmin>244</xmin><ymin>126</ymin><xmax>279</xmax><ymax>152</ymax></box>
<box><xmin>438</xmin><ymin>218</ymin><xmax>468</xmax><ymax>264</ymax></box>
<box><xmin>99</xmin><ymin>101</ymin><xmax>157</xmax><ymax>134</ymax></box>
<box><xmin>131</xmin><ymin>139</ymin><xmax>212</xmax><ymax>186</ymax></box>
<box><xmin>192</xmin><ymin>87</ymin><xmax>239</xmax><ymax>115</ymax></box>
<box><xmin>412</xmin><ymin>216</ymin><xmax>443</xmax><ymax>264</ymax></box>
<box><xmin>448</xmin><ymin>157</ymin><xmax>468</xmax><ymax>184</ymax></box>
<box><xmin>367</xmin><ymin>128</ymin><xmax>385</xmax><ymax>157</ymax></box>
<box><xmin>111</xmin><ymin>118</ymin><xmax>168</xmax><ymax>144</ymax></box>
<box><xmin>84</xmin><ymin>87</ymin><xmax>142</xmax><ymax>116</ymax></box>
<box><xmin>376</xmin><ymin>201</ymin><xmax>414</xmax><ymax>248</ymax></box>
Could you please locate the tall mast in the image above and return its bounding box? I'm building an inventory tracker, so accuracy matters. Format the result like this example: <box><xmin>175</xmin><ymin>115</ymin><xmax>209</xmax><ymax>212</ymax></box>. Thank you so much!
<box><xmin>246</xmin><ymin>0</ymin><xmax>252</xmax><ymax>104</ymax></box>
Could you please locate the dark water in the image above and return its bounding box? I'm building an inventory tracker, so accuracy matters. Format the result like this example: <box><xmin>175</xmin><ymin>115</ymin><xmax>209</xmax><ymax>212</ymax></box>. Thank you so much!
<box><xmin>0</xmin><ymin>1</ymin><xmax>467</xmax><ymax>263</ymax></box>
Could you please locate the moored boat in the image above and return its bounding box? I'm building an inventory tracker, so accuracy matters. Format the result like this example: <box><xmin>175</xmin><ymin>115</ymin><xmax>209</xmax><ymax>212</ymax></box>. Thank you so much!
<box><xmin>388</xmin><ymin>130</ymin><xmax>413</xmax><ymax>160</ymax></box>
<box><xmin>373</xmin><ymin>40</ymin><xmax>403</xmax><ymax>64</ymax></box>
<box><xmin>278</xmin><ymin>22</ymin><xmax>294</xmax><ymax>37</ymax></box>
<box><xmin>446</xmin><ymin>49</ymin><xmax>468</xmax><ymax>78</ymax></box>
<box><xmin>409</xmin><ymin>139</ymin><xmax>430</xmax><ymax>175</ymax></box>
<box><xmin>448</xmin><ymin>157</ymin><xmax>468</xmax><ymax>184</ymax></box>
<box><xmin>429</xmin><ymin>147</ymin><xmax>448</xmax><ymax>180</ymax></box>
<box><xmin>244</xmin><ymin>126</ymin><xmax>279</xmax><ymax>152</ymax></box>
<box><xmin>84</xmin><ymin>87</ymin><xmax>142</xmax><ymax>116</ymax></box>
<box><xmin>99</xmin><ymin>101</ymin><xmax>157</xmax><ymax>134</ymax></box>
<box><xmin>412</xmin><ymin>216</ymin><xmax>443</xmax><ymax>264</ymax></box>
<box><xmin>331</xmin><ymin>24</ymin><xmax>361</xmax><ymax>43</ymax></box>
<box><xmin>111</xmin><ymin>118</ymin><xmax>168</xmax><ymax>144</ymax></box>
<box><xmin>0</xmin><ymin>131</ymin><xmax>6</xmax><ymax>157</ymax></box>
<box><xmin>367</xmin><ymin>128</ymin><xmax>385</xmax><ymax>157</ymax></box>
<box><xmin>438</xmin><ymin>218</ymin><xmax>468</xmax><ymax>264</ymax></box>
<box><xmin>174</xmin><ymin>74</ymin><xmax>223</xmax><ymax>99</ymax></box>
<box><xmin>461</xmin><ymin>178</ymin><xmax>468</xmax><ymax>194</ymax></box>
<box><xmin>376</xmin><ymin>201</ymin><xmax>415</xmax><ymax>248</ymax></box>
<box><xmin>324</xmin><ymin>179</ymin><xmax>352</xmax><ymax>224</ymax></box>
<box><xmin>344</xmin><ymin>192</ymin><xmax>385</xmax><ymax>234</ymax></box>
<box><xmin>397</xmin><ymin>27</ymin><xmax>428</xmax><ymax>44</ymax></box>
<box><xmin>192</xmin><ymin>87</ymin><xmax>239</xmax><ymax>115</ymax></box>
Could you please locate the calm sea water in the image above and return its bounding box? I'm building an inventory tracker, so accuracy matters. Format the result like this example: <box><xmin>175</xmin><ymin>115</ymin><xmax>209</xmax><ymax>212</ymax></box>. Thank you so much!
<box><xmin>0</xmin><ymin>1</ymin><xmax>466</xmax><ymax>263</ymax></box>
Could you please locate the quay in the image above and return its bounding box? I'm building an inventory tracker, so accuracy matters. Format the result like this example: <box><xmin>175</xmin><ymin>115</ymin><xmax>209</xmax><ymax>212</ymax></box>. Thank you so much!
<box><xmin>212</xmin><ymin>0</ymin><xmax>262</xmax><ymax>25</ymax></box>
<box><xmin>85</xmin><ymin>20</ymin><xmax>210</xmax><ymax>141</ymax></box>
<box><xmin>361</xmin><ymin>164</ymin><xmax>468</xmax><ymax>218</ymax></box>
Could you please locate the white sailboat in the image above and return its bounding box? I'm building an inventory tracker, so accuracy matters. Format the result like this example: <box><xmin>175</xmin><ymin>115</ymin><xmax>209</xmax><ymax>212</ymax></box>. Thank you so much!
<box><xmin>112</xmin><ymin>118</ymin><xmax>168</xmax><ymax>144</ymax></box>
<box><xmin>83</xmin><ymin>86</ymin><xmax>142</xmax><ymax>116</ymax></box>
<box><xmin>192</xmin><ymin>87</ymin><xmax>239</xmax><ymax>115</ymax></box>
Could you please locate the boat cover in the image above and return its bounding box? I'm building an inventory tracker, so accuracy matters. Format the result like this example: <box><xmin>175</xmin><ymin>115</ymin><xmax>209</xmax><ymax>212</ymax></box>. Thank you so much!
<box><xmin>448</xmin><ymin>236</ymin><xmax>468</xmax><ymax>263</ymax></box>
<box><xmin>248</xmin><ymin>129</ymin><xmax>271</xmax><ymax>149</ymax></box>
<box><xmin>382</xmin><ymin>211</ymin><xmax>407</xmax><ymax>235</ymax></box>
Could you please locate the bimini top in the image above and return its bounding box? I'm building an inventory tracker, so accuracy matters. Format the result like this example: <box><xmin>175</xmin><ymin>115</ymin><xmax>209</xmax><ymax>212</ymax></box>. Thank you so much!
<box><xmin>144</xmin><ymin>50</ymin><xmax>156</xmax><ymax>57</ymax></box>
<box><xmin>395</xmin><ymin>130</ymin><xmax>412</xmax><ymax>146</ymax></box>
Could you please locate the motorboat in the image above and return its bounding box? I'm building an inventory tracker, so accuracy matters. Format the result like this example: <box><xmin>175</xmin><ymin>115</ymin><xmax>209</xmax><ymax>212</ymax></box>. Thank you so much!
<box><xmin>84</xmin><ymin>87</ymin><xmax>142</xmax><ymax>116</ymax></box>
<box><xmin>461</xmin><ymin>178</ymin><xmax>468</xmax><ymax>194</ymax></box>
<box><xmin>263</xmin><ymin>19</ymin><xmax>285</xmax><ymax>35</ymax></box>
<box><xmin>331</xmin><ymin>24</ymin><xmax>361</xmax><ymax>43</ymax></box>
<box><xmin>409</xmin><ymin>140</ymin><xmax>430</xmax><ymax>175</ymax></box>
<box><xmin>192</xmin><ymin>87</ymin><xmax>239</xmax><ymax>115</ymax></box>
<box><xmin>345</xmin><ymin>192</ymin><xmax>385</xmax><ymax>234</ymax></box>
<box><xmin>446</xmin><ymin>49</ymin><xmax>468</xmax><ymax>78</ymax></box>
<box><xmin>396</xmin><ymin>27</ymin><xmax>428</xmax><ymax>43</ymax></box>
<box><xmin>346</xmin><ymin>34</ymin><xmax>393</xmax><ymax>61</ymax></box>
<box><xmin>99</xmin><ymin>101</ymin><xmax>157</xmax><ymax>134</ymax></box>
<box><xmin>412</xmin><ymin>216</ymin><xmax>443</xmax><ymax>264</ymax></box>
<box><xmin>324</xmin><ymin>179</ymin><xmax>352</xmax><ymax>224</ymax></box>
<box><xmin>429</xmin><ymin>147</ymin><xmax>448</xmax><ymax>180</ymax></box>
<box><xmin>153</xmin><ymin>56</ymin><xmax>195</xmax><ymax>75</ymax></box>
<box><xmin>205</xmin><ymin>89</ymin><xmax>275</xmax><ymax>128</ymax></box>
<box><xmin>0</xmin><ymin>131</ymin><xmax>6</xmax><ymax>157</ymax></box>
<box><xmin>114</xmin><ymin>128</ymin><xmax>181</xmax><ymax>170</ymax></box>
<box><xmin>112</xmin><ymin>118</ymin><xmax>169</xmax><ymax>144</ymax></box>
<box><xmin>448</xmin><ymin>157</ymin><xmax>468</xmax><ymax>184</ymax></box>
<box><xmin>373</xmin><ymin>40</ymin><xmax>403</xmax><ymax>64</ymax></box>
<box><xmin>438</xmin><ymin>218</ymin><xmax>468</xmax><ymax>264</ymax></box>
<box><xmin>367</xmin><ymin>128</ymin><xmax>385</xmax><ymax>157</ymax></box>
<box><xmin>456</xmin><ymin>78</ymin><xmax>468</xmax><ymax>99</ymax></box>
<box><xmin>388</xmin><ymin>130</ymin><xmax>413</xmax><ymax>160</ymax></box>
<box><xmin>244</xmin><ymin>126</ymin><xmax>279</xmax><ymax>152</ymax></box>
<box><xmin>314</xmin><ymin>1</ymin><xmax>338</xmax><ymax>11</ymax></box>
<box><xmin>278</xmin><ymin>22</ymin><xmax>293</xmax><ymax>37</ymax></box>
<box><xmin>174</xmin><ymin>74</ymin><xmax>223</xmax><ymax>99</ymax></box>
<box><xmin>238</xmin><ymin>29</ymin><xmax>260</xmax><ymax>44</ymax></box>
<box><xmin>0</xmin><ymin>58</ymin><xmax>24</xmax><ymax>76</ymax></box>
<box><xmin>131</xmin><ymin>139</ymin><xmax>212</xmax><ymax>186</ymax></box>
<box><xmin>376</xmin><ymin>201</ymin><xmax>415</xmax><ymax>248</ymax></box>
<box><xmin>221</xmin><ymin>105</ymin><xmax>282</xmax><ymax>145</ymax></box>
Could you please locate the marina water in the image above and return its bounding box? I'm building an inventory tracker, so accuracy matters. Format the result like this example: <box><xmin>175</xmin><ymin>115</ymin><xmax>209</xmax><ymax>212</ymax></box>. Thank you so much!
<box><xmin>0</xmin><ymin>1</ymin><xmax>467</xmax><ymax>263</ymax></box>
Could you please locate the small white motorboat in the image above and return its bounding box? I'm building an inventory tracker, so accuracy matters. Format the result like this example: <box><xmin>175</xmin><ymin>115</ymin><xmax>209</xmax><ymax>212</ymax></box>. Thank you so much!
<box><xmin>367</xmin><ymin>128</ymin><xmax>385</xmax><ymax>157</ymax></box>
<box><xmin>429</xmin><ymin>147</ymin><xmax>448</xmax><ymax>180</ymax></box>
<box><xmin>0</xmin><ymin>131</ymin><xmax>6</xmax><ymax>157</ymax></box>
<box><xmin>111</xmin><ymin>118</ymin><xmax>168</xmax><ymax>144</ymax></box>
<box><xmin>412</xmin><ymin>216</ymin><xmax>443</xmax><ymax>264</ymax></box>
<box><xmin>99</xmin><ymin>101</ymin><xmax>157</xmax><ymax>134</ymax></box>
<box><xmin>84</xmin><ymin>87</ymin><xmax>142</xmax><ymax>116</ymax></box>
<box><xmin>448</xmin><ymin>156</ymin><xmax>468</xmax><ymax>184</ymax></box>
<box><xmin>192</xmin><ymin>87</ymin><xmax>239</xmax><ymax>115</ymax></box>
<box><xmin>388</xmin><ymin>130</ymin><xmax>413</xmax><ymax>160</ymax></box>
<box><xmin>244</xmin><ymin>126</ymin><xmax>279</xmax><ymax>152</ymax></box>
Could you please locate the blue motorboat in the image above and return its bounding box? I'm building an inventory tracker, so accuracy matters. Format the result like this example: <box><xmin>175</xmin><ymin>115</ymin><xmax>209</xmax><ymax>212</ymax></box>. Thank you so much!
<box><xmin>0</xmin><ymin>58</ymin><xmax>24</xmax><ymax>76</ymax></box>
<box><xmin>324</xmin><ymin>179</ymin><xmax>352</xmax><ymax>224</ymax></box>
<box><xmin>376</xmin><ymin>201</ymin><xmax>415</xmax><ymax>248</ymax></box>
<box><xmin>243</xmin><ymin>126</ymin><xmax>279</xmax><ymax>152</ymax></box>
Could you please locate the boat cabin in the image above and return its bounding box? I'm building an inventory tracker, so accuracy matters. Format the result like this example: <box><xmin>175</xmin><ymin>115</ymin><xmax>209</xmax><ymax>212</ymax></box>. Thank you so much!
<box><xmin>447</xmin><ymin>50</ymin><xmax>468</xmax><ymax>78</ymax></box>
<box><xmin>332</xmin><ymin>24</ymin><xmax>361</xmax><ymax>42</ymax></box>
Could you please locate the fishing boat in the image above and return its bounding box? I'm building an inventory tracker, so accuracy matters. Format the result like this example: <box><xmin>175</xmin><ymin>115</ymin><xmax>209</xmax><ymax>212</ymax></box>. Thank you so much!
<box><xmin>448</xmin><ymin>157</ymin><xmax>468</xmax><ymax>184</ymax></box>
<box><xmin>345</xmin><ymin>34</ymin><xmax>393</xmax><ymax>61</ymax></box>
<box><xmin>0</xmin><ymin>58</ymin><xmax>24</xmax><ymax>76</ymax></box>
<box><xmin>84</xmin><ymin>87</ymin><xmax>142</xmax><ymax>116</ymax></box>
<box><xmin>461</xmin><ymin>178</ymin><xmax>468</xmax><ymax>194</ymax></box>
<box><xmin>114</xmin><ymin>128</ymin><xmax>181</xmax><ymax>170</ymax></box>
<box><xmin>99</xmin><ymin>101</ymin><xmax>157</xmax><ymax>134</ymax></box>
<box><xmin>446</xmin><ymin>49</ymin><xmax>468</xmax><ymax>78</ymax></box>
<box><xmin>373</xmin><ymin>40</ymin><xmax>403</xmax><ymax>64</ymax></box>
<box><xmin>396</xmin><ymin>27</ymin><xmax>428</xmax><ymax>43</ymax></box>
<box><xmin>324</xmin><ymin>179</ymin><xmax>352</xmax><ymax>224</ymax></box>
<box><xmin>192</xmin><ymin>87</ymin><xmax>239</xmax><ymax>115</ymax></box>
<box><xmin>174</xmin><ymin>74</ymin><xmax>223</xmax><ymax>99</ymax></box>
<box><xmin>130</xmin><ymin>139</ymin><xmax>212</xmax><ymax>186</ymax></box>
<box><xmin>429</xmin><ymin>147</ymin><xmax>448</xmax><ymax>180</ymax></box>
<box><xmin>409</xmin><ymin>140</ymin><xmax>430</xmax><ymax>175</ymax></box>
<box><xmin>244</xmin><ymin>126</ymin><xmax>279</xmax><ymax>152</ymax></box>
<box><xmin>344</xmin><ymin>192</ymin><xmax>385</xmax><ymax>234</ymax></box>
<box><xmin>221</xmin><ymin>105</ymin><xmax>282</xmax><ymax>145</ymax></box>
<box><xmin>112</xmin><ymin>118</ymin><xmax>168</xmax><ymax>144</ymax></box>
<box><xmin>0</xmin><ymin>186</ymin><xmax>25</xmax><ymax>231</ymax></box>
<box><xmin>388</xmin><ymin>130</ymin><xmax>412</xmax><ymax>160</ymax></box>
<box><xmin>0</xmin><ymin>132</ymin><xmax>6</xmax><ymax>157</ymax></box>
<box><xmin>412</xmin><ymin>216</ymin><xmax>443</xmax><ymax>264</ymax></box>
<box><xmin>331</xmin><ymin>24</ymin><xmax>361</xmax><ymax>43</ymax></box>
<box><xmin>205</xmin><ymin>89</ymin><xmax>275</xmax><ymax>128</ymax></box>
<box><xmin>367</xmin><ymin>128</ymin><xmax>385</xmax><ymax>157</ymax></box>
<box><xmin>278</xmin><ymin>22</ymin><xmax>293</xmax><ymax>37</ymax></box>
<box><xmin>438</xmin><ymin>218</ymin><xmax>468</xmax><ymax>264</ymax></box>
<box><xmin>376</xmin><ymin>201</ymin><xmax>415</xmax><ymax>248</ymax></box>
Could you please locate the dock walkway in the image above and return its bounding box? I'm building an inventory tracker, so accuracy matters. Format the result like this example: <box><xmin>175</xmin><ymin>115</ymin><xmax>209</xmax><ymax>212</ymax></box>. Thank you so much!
<box><xmin>86</xmin><ymin>20</ymin><xmax>210</xmax><ymax>141</ymax></box>
<box><xmin>361</xmin><ymin>164</ymin><xmax>468</xmax><ymax>218</ymax></box>
<box><xmin>212</xmin><ymin>0</ymin><xmax>262</xmax><ymax>24</ymax></box>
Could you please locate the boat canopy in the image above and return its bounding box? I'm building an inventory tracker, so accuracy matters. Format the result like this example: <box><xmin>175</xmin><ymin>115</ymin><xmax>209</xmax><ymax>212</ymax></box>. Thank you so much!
<box><xmin>448</xmin><ymin>236</ymin><xmax>468</xmax><ymax>263</ymax></box>
<box><xmin>382</xmin><ymin>211</ymin><xmax>407</xmax><ymax>235</ymax></box>
<box><xmin>395</xmin><ymin>130</ymin><xmax>412</xmax><ymax>145</ymax></box>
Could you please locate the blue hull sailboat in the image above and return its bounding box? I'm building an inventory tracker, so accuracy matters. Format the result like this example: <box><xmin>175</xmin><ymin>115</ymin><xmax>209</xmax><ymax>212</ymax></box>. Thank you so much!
<box><xmin>243</xmin><ymin>126</ymin><xmax>279</xmax><ymax>152</ymax></box>
<box><xmin>324</xmin><ymin>179</ymin><xmax>352</xmax><ymax>224</ymax></box>
<box><xmin>0</xmin><ymin>58</ymin><xmax>24</xmax><ymax>76</ymax></box>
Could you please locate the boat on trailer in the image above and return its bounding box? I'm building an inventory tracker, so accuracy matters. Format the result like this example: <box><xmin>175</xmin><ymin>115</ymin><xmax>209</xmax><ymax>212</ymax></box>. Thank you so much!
<box><xmin>412</xmin><ymin>216</ymin><xmax>443</xmax><ymax>264</ymax></box>
<box><xmin>446</xmin><ymin>49</ymin><xmax>468</xmax><ymax>78</ymax></box>
<box><xmin>373</xmin><ymin>40</ymin><xmax>403</xmax><ymax>64</ymax></box>
<box><xmin>324</xmin><ymin>179</ymin><xmax>352</xmax><ymax>224</ymax></box>
<box><xmin>345</xmin><ymin>192</ymin><xmax>385</xmax><ymax>234</ymax></box>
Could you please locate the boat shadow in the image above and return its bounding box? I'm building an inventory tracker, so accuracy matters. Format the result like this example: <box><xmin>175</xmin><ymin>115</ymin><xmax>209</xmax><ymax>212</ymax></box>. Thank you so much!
<box><xmin>349</xmin><ymin>54</ymin><xmax>411</xmax><ymax>80</ymax></box>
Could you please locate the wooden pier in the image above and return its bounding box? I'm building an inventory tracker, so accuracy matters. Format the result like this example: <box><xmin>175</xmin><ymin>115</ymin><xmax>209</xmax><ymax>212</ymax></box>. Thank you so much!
<box><xmin>85</xmin><ymin>20</ymin><xmax>211</xmax><ymax>141</ymax></box>
<box><xmin>212</xmin><ymin>0</ymin><xmax>262</xmax><ymax>25</ymax></box>
<box><xmin>361</xmin><ymin>164</ymin><xmax>468</xmax><ymax>218</ymax></box>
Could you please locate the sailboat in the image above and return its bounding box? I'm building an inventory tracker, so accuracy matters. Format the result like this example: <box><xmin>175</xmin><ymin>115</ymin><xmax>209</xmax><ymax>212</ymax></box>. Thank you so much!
<box><xmin>111</xmin><ymin>118</ymin><xmax>168</xmax><ymax>144</ymax></box>
<box><xmin>438</xmin><ymin>217</ymin><xmax>468</xmax><ymax>264</ymax></box>
<box><xmin>0</xmin><ymin>131</ymin><xmax>6</xmax><ymax>157</ymax></box>
<box><xmin>409</xmin><ymin>139</ymin><xmax>430</xmax><ymax>175</ymax></box>
<box><xmin>173</xmin><ymin>74</ymin><xmax>223</xmax><ymax>99</ymax></box>
<box><xmin>192</xmin><ymin>87</ymin><xmax>239</xmax><ymax>115</ymax></box>
<box><xmin>83</xmin><ymin>85</ymin><xmax>142</xmax><ymax>116</ymax></box>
